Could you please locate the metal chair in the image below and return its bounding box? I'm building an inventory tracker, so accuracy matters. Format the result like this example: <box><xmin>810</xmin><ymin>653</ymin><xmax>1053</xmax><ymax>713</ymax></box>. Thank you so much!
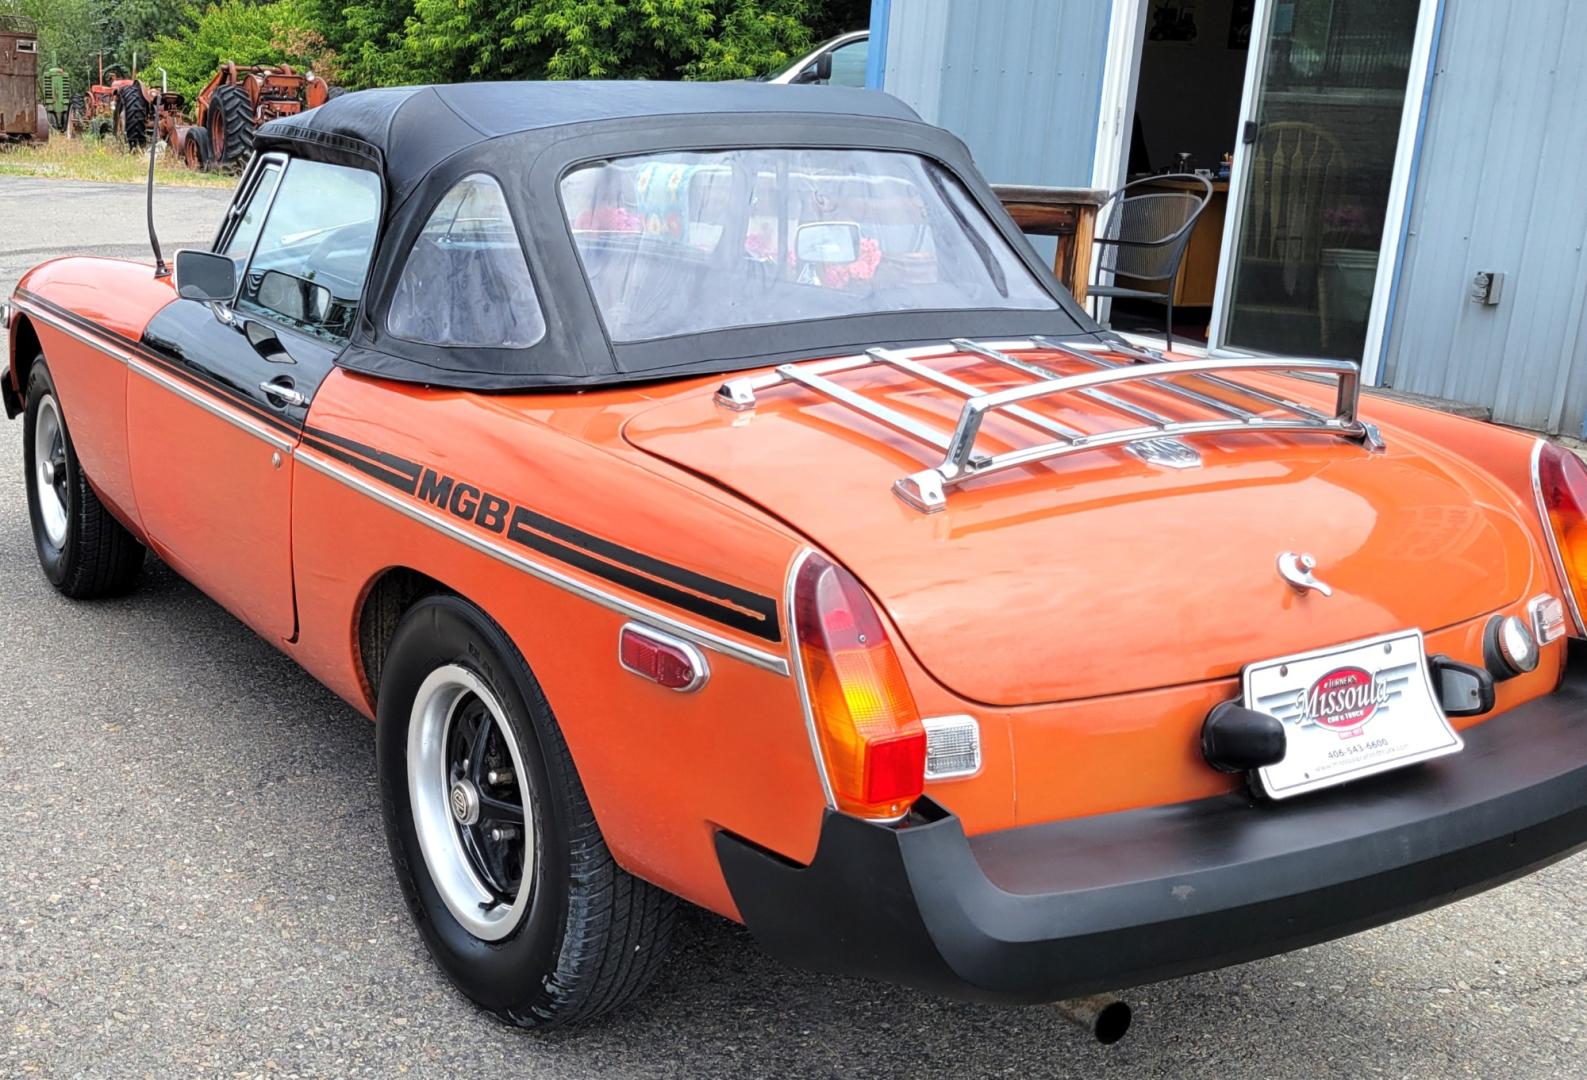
<box><xmin>1088</xmin><ymin>174</ymin><xmax>1214</xmax><ymax>350</ymax></box>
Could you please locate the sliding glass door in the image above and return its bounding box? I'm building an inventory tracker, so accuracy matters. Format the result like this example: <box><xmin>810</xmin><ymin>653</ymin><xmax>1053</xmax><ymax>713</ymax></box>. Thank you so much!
<box><xmin>1216</xmin><ymin>0</ymin><xmax>1422</xmax><ymax>359</ymax></box>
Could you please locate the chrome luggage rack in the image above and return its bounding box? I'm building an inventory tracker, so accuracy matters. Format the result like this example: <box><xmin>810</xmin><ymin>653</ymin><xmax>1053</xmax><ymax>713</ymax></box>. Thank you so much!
<box><xmin>715</xmin><ymin>336</ymin><xmax>1385</xmax><ymax>514</ymax></box>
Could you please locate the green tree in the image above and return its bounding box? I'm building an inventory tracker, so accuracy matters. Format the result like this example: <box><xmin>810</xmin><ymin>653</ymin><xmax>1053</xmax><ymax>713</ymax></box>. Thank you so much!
<box><xmin>146</xmin><ymin>0</ymin><xmax>339</xmax><ymax>99</ymax></box>
<box><xmin>401</xmin><ymin>0</ymin><xmax>862</xmax><ymax>86</ymax></box>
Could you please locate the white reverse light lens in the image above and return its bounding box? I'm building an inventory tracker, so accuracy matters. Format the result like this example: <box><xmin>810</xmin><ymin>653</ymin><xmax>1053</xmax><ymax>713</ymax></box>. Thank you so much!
<box><xmin>1530</xmin><ymin>594</ymin><xmax>1567</xmax><ymax>646</ymax></box>
<box><xmin>922</xmin><ymin>715</ymin><xmax>981</xmax><ymax>780</ymax></box>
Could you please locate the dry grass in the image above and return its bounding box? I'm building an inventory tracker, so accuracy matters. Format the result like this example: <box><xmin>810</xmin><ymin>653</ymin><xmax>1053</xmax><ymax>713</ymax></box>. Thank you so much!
<box><xmin>0</xmin><ymin>135</ymin><xmax>235</xmax><ymax>188</ymax></box>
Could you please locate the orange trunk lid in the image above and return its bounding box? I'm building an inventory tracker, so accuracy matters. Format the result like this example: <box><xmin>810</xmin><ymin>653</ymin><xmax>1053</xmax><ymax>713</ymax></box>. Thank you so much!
<box><xmin>624</xmin><ymin>350</ymin><xmax>1534</xmax><ymax>706</ymax></box>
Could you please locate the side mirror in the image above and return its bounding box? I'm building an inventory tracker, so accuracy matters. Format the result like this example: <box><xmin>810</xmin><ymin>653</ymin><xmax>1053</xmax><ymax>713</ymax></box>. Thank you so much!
<box><xmin>814</xmin><ymin>50</ymin><xmax>834</xmax><ymax>83</ymax></box>
<box><xmin>174</xmin><ymin>249</ymin><xmax>240</xmax><ymax>304</ymax></box>
<box><xmin>256</xmin><ymin>269</ymin><xmax>332</xmax><ymax>328</ymax></box>
<box><xmin>795</xmin><ymin>221</ymin><xmax>862</xmax><ymax>264</ymax></box>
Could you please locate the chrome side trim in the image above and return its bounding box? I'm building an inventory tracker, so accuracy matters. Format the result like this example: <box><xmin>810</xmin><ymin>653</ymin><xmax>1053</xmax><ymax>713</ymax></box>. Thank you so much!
<box><xmin>13</xmin><ymin>299</ymin><xmax>132</xmax><ymax>365</ymax></box>
<box><xmin>783</xmin><ymin>548</ymin><xmax>838</xmax><ymax>806</ymax></box>
<box><xmin>1532</xmin><ymin>438</ymin><xmax>1586</xmax><ymax>636</ymax></box>
<box><xmin>129</xmin><ymin>360</ymin><xmax>296</xmax><ymax>452</ymax></box>
<box><xmin>617</xmin><ymin>622</ymin><xmax>710</xmax><ymax>693</ymax></box>
<box><xmin>296</xmin><ymin>446</ymin><xmax>791</xmax><ymax>677</ymax></box>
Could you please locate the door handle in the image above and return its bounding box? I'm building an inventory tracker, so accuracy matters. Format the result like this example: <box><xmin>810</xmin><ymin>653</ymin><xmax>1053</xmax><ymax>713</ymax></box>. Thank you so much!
<box><xmin>259</xmin><ymin>379</ymin><xmax>305</xmax><ymax>408</ymax></box>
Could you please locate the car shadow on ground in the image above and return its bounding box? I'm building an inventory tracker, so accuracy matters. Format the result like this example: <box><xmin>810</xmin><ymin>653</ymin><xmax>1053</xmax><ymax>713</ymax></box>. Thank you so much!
<box><xmin>6</xmin><ymin>548</ymin><xmax>1580</xmax><ymax>1078</ymax></box>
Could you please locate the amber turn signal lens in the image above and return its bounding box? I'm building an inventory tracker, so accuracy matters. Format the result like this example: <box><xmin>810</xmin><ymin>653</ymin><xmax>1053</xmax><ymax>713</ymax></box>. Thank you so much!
<box><xmin>793</xmin><ymin>553</ymin><xmax>926</xmax><ymax>819</ymax></box>
<box><xmin>1536</xmin><ymin>443</ymin><xmax>1587</xmax><ymax>637</ymax></box>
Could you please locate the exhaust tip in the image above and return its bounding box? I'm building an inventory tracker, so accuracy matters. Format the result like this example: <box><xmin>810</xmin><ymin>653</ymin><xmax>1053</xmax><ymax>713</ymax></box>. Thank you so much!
<box><xmin>1054</xmin><ymin>994</ymin><xmax>1132</xmax><ymax>1044</ymax></box>
<box><xmin>1093</xmin><ymin>999</ymin><xmax>1132</xmax><ymax>1045</ymax></box>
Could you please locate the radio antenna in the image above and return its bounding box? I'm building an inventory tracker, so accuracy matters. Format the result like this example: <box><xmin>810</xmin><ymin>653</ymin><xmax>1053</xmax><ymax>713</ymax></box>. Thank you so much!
<box><xmin>147</xmin><ymin>69</ymin><xmax>170</xmax><ymax>280</ymax></box>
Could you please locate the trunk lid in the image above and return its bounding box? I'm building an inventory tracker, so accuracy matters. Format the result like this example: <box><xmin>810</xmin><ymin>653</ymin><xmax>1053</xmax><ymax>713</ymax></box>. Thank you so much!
<box><xmin>624</xmin><ymin>347</ymin><xmax>1534</xmax><ymax>706</ymax></box>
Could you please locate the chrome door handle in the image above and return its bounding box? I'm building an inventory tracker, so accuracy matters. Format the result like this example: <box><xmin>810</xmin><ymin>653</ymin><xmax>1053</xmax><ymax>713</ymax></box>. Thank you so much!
<box><xmin>259</xmin><ymin>379</ymin><xmax>304</xmax><ymax>407</ymax></box>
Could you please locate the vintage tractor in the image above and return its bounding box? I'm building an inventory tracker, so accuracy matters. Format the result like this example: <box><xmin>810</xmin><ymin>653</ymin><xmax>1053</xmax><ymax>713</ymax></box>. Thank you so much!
<box><xmin>40</xmin><ymin>64</ymin><xmax>74</xmax><ymax>134</ymax></box>
<box><xmin>111</xmin><ymin>78</ymin><xmax>184</xmax><ymax>153</ymax></box>
<box><xmin>79</xmin><ymin>59</ymin><xmax>135</xmax><ymax>140</ymax></box>
<box><xmin>0</xmin><ymin>16</ymin><xmax>49</xmax><ymax>145</ymax></box>
<box><xmin>168</xmin><ymin>62</ymin><xmax>331</xmax><ymax>169</ymax></box>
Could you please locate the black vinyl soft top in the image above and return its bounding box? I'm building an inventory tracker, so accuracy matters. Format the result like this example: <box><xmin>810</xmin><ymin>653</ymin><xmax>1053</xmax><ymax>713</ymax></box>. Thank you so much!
<box><xmin>252</xmin><ymin>82</ymin><xmax>1096</xmax><ymax>391</ymax></box>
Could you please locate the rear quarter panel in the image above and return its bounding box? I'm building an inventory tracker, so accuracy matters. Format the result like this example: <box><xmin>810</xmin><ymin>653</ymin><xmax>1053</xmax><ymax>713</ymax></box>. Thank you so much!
<box><xmin>290</xmin><ymin>369</ymin><xmax>830</xmax><ymax>917</ymax></box>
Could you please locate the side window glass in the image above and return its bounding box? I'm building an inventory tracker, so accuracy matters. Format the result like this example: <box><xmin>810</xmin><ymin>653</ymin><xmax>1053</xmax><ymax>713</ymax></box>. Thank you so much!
<box><xmin>235</xmin><ymin>160</ymin><xmax>381</xmax><ymax>343</ymax></box>
<box><xmin>222</xmin><ymin>162</ymin><xmax>283</xmax><ymax>259</ymax></box>
<box><xmin>387</xmin><ymin>174</ymin><xmax>547</xmax><ymax>349</ymax></box>
<box><xmin>828</xmin><ymin>39</ymin><xmax>869</xmax><ymax>87</ymax></box>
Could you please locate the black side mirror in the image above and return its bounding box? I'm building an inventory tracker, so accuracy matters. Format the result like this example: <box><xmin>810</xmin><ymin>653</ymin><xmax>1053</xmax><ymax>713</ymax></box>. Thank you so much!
<box><xmin>174</xmin><ymin>249</ymin><xmax>239</xmax><ymax>304</ymax></box>
<box><xmin>814</xmin><ymin>50</ymin><xmax>834</xmax><ymax>82</ymax></box>
<box><xmin>256</xmin><ymin>270</ymin><xmax>332</xmax><ymax>328</ymax></box>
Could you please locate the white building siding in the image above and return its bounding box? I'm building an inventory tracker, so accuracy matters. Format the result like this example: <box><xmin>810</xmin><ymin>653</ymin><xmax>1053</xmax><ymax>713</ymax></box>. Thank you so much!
<box><xmin>879</xmin><ymin>0</ymin><xmax>1111</xmax><ymax>187</ymax></box>
<box><xmin>1384</xmin><ymin>0</ymin><xmax>1587</xmax><ymax>436</ymax></box>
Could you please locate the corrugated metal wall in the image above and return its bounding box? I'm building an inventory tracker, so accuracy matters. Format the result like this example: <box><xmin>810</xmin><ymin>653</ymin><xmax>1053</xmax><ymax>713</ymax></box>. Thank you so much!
<box><xmin>1383</xmin><ymin>0</ymin><xmax>1587</xmax><ymax>436</ymax></box>
<box><xmin>878</xmin><ymin>0</ymin><xmax>1111</xmax><ymax>187</ymax></box>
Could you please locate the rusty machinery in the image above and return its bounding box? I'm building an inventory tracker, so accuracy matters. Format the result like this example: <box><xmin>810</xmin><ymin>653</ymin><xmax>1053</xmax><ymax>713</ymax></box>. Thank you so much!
<box><xmin>164</xmin><ymin>62</ymin><xmax>331</xmax><ymax>170</ymax></box>
<box><xmin>0</xmin><ymin>16</ymin><xmax>49</xmax><ymax>144</ymax></box>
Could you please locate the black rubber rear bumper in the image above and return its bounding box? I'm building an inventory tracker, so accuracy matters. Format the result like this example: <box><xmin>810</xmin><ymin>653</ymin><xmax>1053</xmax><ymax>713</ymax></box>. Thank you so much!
<box><xmin>715</xmin><ymin>643</ymin><xmax>1587</xmax><ymax>1004</ymax></box>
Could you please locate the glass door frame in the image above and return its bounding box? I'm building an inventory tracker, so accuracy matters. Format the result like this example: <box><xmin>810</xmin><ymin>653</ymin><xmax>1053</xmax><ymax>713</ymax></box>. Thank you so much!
<box><xmin>1205</xmin><ymin>0</ymin><xmax>1444</xmax><ymax>382</ymax></box>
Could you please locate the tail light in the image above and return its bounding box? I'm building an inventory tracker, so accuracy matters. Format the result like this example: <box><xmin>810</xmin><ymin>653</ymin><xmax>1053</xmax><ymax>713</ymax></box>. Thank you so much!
<box><xmin>1535</xmin><ymin>442</ymin><xmax>1587</xmax><ymax>636</ymax></box>
<box><xmin>792</xmin><ymin>553</ymin><xmax>926</xmax><ymax>819</ymax></box>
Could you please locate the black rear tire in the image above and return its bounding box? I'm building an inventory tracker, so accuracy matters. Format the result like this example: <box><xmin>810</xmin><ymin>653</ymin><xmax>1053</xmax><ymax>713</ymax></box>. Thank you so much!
<box><xmin>113</xmin><ymin>83</ymin><xmax>148</xmax><ymax>152</ymax></box>
<box><xmin>376</xmin><ymin>595</ymin><xmax>676</xmax><ymax>1028</ymax></box>
<box><xmin>22</xmin><ymin>361</ymin><xmax>145</xmax><ymax>598</ymax></box>
<box><xmin>207</xmin><ymin>83</ymin><xmax>256</xmax><ymax>168</ymax></box>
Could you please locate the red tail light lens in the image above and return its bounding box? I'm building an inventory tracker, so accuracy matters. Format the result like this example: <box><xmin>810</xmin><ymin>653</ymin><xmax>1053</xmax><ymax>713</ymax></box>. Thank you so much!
<box><xmin>793</xmin><ymin>553</ymin><xmax>926</xmax><ymax>819</ymax></box>
<box><xmin>1536</xmin><ymin>442</ymin><xmax>1587</xmax><ymax>636</ymax></box>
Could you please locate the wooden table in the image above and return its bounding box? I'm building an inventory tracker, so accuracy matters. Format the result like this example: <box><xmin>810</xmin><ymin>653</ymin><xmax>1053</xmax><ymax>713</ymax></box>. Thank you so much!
<box><xmin>992</xmin><ymin>185</ymin><xmax>1109</xmax><ymax>304</ymax></box>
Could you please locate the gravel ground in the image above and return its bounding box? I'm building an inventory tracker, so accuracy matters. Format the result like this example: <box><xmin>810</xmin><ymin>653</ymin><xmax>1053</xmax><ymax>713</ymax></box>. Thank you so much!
<box><xmin>3</xmin><ymin>175</ymin><xmax>1587</xmax><ymax>1078</ymax></box>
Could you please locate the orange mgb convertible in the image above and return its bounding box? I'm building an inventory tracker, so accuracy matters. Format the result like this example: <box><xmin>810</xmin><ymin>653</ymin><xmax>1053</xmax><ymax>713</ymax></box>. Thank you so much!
<box><xmin>7</xmin><ymin>83</ymin><xmax>1587</xmax><ymax>1034</ymax></box>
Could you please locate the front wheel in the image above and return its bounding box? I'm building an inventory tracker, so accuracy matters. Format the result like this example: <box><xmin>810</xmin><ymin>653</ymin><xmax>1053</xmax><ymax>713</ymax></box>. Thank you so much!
<box><xmin>376</xmin><ymin>595</ymin><xmax>676</xmax><ymax>1027</ymax></box>
<box><xmin>22</xmin><ymin>360</ymin><xmax>145</xmax><ymax>597</ymax></box>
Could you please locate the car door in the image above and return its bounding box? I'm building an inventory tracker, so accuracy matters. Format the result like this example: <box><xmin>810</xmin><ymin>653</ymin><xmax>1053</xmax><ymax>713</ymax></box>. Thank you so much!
<box><xmin>127</xmin><ymin>153</ymin><xmax>381</xmax><ymax>641</ymax></box>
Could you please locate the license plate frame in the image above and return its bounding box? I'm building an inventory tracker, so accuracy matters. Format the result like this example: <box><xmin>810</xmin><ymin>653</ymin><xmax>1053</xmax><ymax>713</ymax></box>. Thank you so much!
<box><xmin>1247</xmin><ymin>629</ymin><xmax>1463</xmax><ymax>800</ymax></box>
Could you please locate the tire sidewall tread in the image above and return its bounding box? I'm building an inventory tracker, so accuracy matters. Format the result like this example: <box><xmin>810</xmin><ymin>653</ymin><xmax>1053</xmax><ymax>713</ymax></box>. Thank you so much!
<box><xmin>375</xmin><ymin>595</ymin><xmax>674</xmax><ymax>1028</ymax></box>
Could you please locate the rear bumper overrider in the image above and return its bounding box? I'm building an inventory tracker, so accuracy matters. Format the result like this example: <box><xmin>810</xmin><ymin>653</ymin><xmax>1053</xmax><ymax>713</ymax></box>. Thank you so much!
<box><xmin>716</xmin><ymin>642</ymin><xmax>1587</xmax><ymax>1003</ymax></box>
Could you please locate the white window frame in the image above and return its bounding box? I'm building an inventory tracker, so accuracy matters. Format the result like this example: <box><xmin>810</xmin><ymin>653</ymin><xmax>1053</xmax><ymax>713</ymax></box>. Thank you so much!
<box><xmin>1093</xmin><ymin>0</ymin><xmax>1443</xmax><ymax>378</ymax></box>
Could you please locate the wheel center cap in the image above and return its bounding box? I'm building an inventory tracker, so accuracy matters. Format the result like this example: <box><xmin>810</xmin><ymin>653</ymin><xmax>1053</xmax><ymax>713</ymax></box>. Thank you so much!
<box><xmin>41</xmin><ymin>460</ymin><xmax>54</xmax><ymax>485</ymax></box>
<box><xmin>449</xmin><ymin>779</ymin><xmax>480</xmax><ymax>826</ymax></box>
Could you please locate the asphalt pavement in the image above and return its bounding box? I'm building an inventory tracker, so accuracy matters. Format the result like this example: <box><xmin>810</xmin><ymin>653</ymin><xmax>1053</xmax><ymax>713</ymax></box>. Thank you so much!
<box><xmin>3</xmin><ymin>175</ymin><xmax>1587</xmax><ymax>1078</ymax></box>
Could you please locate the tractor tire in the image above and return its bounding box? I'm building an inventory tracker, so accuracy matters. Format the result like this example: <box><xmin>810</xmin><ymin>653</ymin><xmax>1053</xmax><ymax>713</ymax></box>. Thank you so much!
<box><xmin>113</xmin><ymin>82</ymin><xmax>148</xmax><ymax>152</ymax></box>
<box><xmin>68</xmin><ymin>95</ymin><xmax>85</xmax><ymax>138</ymax></box>
<box><xmin>181</xmin><ymin>126</ymin><xmax>214</xmax><ymax>171</ymax></box>
<box><xmin>207</xmin><ymin>83</ymin><xmax>257</xmax><ymax>169</ymax></box>
<box><xmin>326</xmin><ymin>86</ymin><xmax>347</xmax><ymax>100</ymax></box>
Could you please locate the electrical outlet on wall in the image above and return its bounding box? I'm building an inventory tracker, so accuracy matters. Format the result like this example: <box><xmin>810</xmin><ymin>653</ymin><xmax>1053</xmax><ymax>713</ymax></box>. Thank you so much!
<box><xmin>1470</xmin><ymin>271</ymin><xmax>1505</xmax><ymax>306</ymax></box>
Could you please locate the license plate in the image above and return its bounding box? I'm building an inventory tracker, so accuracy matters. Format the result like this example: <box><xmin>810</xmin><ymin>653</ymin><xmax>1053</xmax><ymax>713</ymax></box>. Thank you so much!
<box><xmin>1246</xmin><ymin>629</ymin><xmax>1463</xmax><ymax>800</ymax></box>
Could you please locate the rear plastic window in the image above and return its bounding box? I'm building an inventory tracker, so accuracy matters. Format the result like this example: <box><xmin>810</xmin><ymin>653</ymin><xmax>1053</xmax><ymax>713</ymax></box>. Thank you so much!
<box><xmin>388</xmin><ymin>174</ymin><xmax>547</xmax><ymax>349</ymax></box>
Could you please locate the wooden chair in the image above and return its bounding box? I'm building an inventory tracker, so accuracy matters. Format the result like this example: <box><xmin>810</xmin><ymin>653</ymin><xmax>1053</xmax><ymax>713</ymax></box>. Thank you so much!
<box><xmin>1234</xmin><ymin>122</ymin><xmax>1350</xmax><ymax>348</ymax></box>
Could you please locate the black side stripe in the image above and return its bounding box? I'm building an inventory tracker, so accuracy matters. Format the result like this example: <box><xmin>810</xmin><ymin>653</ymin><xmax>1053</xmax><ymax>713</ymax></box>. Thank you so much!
<box><xmin>19</xmin><ymin>291</ymin><xmax>783</xmax><ymax>644</ymax></box>
<box><xmin>301</xmin><ymin>435</ymin><xmax>421</xmax><ymax>495</ymax></box>
<box><xmin>304</xmin><ymin>427</ymin><xmax>782</xmax><ymax>643</ymax></box>
<box><xmin>301</xmin><ymin>425</ymin><xmax>422</xmax><ymax>483</ymax></box>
